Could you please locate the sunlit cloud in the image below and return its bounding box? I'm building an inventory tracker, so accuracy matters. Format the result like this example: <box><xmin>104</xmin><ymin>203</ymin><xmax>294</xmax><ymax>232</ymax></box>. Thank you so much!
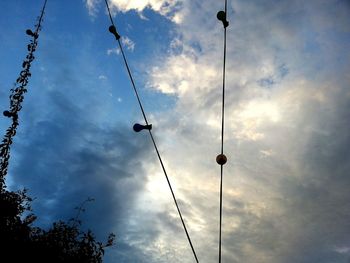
<box><xmin>84</xmin><ymin>0</ymin><xmax>184</xmax><ymax>23</ymax></box>
<box><xmin>142</xmin><ymin>0</ymin><xmax>350</xmax><ymax>262</ymax></box>
<box><xmin>109</xmin><ymin>0</ymin><xmax>183</xmax><ymax>22</ymax></box>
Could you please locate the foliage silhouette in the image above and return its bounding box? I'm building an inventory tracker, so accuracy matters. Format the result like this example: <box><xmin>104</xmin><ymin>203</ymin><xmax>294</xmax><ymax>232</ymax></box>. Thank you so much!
<box><xmin>0</xmin><ymin>184</ymin><xmax>115</xmax><ymax>263</ymax></box>
<box><xmin>1</xmin><ymin>0</ymin><xmax>47</xmax><ymax>184</ymax></box>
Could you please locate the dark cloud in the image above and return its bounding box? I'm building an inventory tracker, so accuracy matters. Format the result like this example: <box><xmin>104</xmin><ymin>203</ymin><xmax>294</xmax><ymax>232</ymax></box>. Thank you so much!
<box><xmin>7</xmin><ymin>85</ymin><xmax>157</xmax><ymax>261</ymax></box>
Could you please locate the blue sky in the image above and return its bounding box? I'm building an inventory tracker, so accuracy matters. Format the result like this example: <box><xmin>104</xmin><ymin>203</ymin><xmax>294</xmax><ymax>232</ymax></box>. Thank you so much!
<box><xmin>1</xmin><ymin>0</ymin><xmax>350</xmax><ymax>262</ymax></box>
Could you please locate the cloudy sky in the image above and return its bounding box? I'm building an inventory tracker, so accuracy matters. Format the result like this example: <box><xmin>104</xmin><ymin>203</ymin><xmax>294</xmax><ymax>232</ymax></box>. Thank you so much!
<box><xmin>1</xmin><ymin>0</ymin><xmax>350</xmax><ymax>262</ymax></box>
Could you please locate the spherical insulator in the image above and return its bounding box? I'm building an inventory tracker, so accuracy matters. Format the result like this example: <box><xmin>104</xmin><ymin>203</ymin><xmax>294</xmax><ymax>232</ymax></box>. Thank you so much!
<box><xmin>216</xmin><ymin>154</ymin><xmax>227</xmax><ymax>165</ymax></box>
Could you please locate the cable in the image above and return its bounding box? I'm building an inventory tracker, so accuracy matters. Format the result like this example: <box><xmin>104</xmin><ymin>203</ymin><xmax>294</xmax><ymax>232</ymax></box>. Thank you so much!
<box><xmin>217</xmin><ymin>0</ymin><xmax>229</xmax><ymax>263</ymax></box>
<box><xmin>221</xmin><ymin>0</ymin><xmax>228</xmax><ymax>157</ymax></box>
<box><xmin>148</xmin><ymin>131</ymin><xmax>199</xmax><ymax>263</ymax></box>
<box><xmin>103</xmin><ymin>1</ymin><xmax>199</xmax><ymax>262</ymax></box>
<box><xmin>0</xmin><ymin>0</ymin><xmax>48</xmax><ymax>187</ymax></box>
<box><xmin>219</xmin><ymin>165</ymin><xmax>224</xmax><ymax>263</ymax></box>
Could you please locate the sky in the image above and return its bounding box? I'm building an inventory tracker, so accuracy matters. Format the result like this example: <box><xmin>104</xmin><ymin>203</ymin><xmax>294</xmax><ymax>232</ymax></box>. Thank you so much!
<box><xmin>0</xmin><ymin>0</ymin><xmax>350</xmax><ymax>262</ymax></box>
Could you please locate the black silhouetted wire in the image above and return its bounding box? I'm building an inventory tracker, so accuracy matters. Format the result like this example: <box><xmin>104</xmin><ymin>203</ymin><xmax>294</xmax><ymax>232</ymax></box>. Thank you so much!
<box><xmin>0</xmin><ymin>0</ymin><xmax>48</xmax><ymax>188</ymax></box>
<box><xmin>103</xmin><ymin>1</ymin><xmax>199</xmax><ymax>262</ymax></box>
<box><xmin>217</xmin><ymin>0</ymin><xmax>229</xmax><ymax>263</ymax></box>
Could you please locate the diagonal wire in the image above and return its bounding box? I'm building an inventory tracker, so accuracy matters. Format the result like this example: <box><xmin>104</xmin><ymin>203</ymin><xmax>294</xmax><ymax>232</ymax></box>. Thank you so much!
<box><xmin>103</xmin><ymin>1</ymin><xmax>199</xmax><ymax>262</ymax></box>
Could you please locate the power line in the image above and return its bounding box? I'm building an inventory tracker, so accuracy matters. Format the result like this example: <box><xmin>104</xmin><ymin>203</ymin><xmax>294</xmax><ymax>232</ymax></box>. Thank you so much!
<box><xmin>216</xmin><ymin>0</ymin><xmax>229</xmax><ymax>262</ymax></box>
<box><xmin>103</xmin><ymin>1</ymin><xmax>199</xmax><ymax>262</ymax></box>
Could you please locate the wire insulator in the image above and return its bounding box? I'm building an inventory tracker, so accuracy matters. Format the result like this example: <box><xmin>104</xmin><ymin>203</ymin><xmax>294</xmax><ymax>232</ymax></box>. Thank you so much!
<box><xmin>109</xmin><ymin>25</ymin><xmax>120</xmax><ymax>40</ymax></box>
<box><xmin>216</xmin><ymin>154</ymin><xmax>227</xmax><ymax>165</ymax></box>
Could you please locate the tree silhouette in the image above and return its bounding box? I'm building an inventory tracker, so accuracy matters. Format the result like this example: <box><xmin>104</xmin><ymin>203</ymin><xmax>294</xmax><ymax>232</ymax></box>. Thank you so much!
<box><xmin>0</xmin><ymin>184</ymin><xmax>115</xmax><ymax>263</ymax></box>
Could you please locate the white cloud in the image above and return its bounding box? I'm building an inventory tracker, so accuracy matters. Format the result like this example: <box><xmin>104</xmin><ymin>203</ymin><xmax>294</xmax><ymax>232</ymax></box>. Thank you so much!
<box><xmin>122</xmin><ymin>36</ymin><xmax>135</xmax><ymax>51</ymax></box>
<box><xmin>141</xmin><ymin>0</ymin><xmax>350</xmax><ymax>262</ymax></box>
<box><xmin>98</xmin><ymin>75</ymin><xmax>107</xmax><ymax>80</ymax></box>
<box><xmin>84</xmin><ymin>0</ymin><xmax>183</xmax><ymax>23</ymax></box>
<box><xmin>84</xmin><ymin>0</ymin><xmax>101</xmax><ymax>16</ymax></box>
<box><xmin>335</xmin><ymin>246</ymin><xmax>350</xmax><ymax>254</ymax></box>
<box><xmin>109</xmin><ymin>0</ymin><xmax>183</xmax><ymax>22</ymax></box>
<box><xmin>107</xmin><ymin>46</ymin><xmax>120</xmax><ymax>55</ymax></box>
<box><xmin>106</xmin><ymin>37</ymin><xmax>135</xmax><ymax>56</ymax></box>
